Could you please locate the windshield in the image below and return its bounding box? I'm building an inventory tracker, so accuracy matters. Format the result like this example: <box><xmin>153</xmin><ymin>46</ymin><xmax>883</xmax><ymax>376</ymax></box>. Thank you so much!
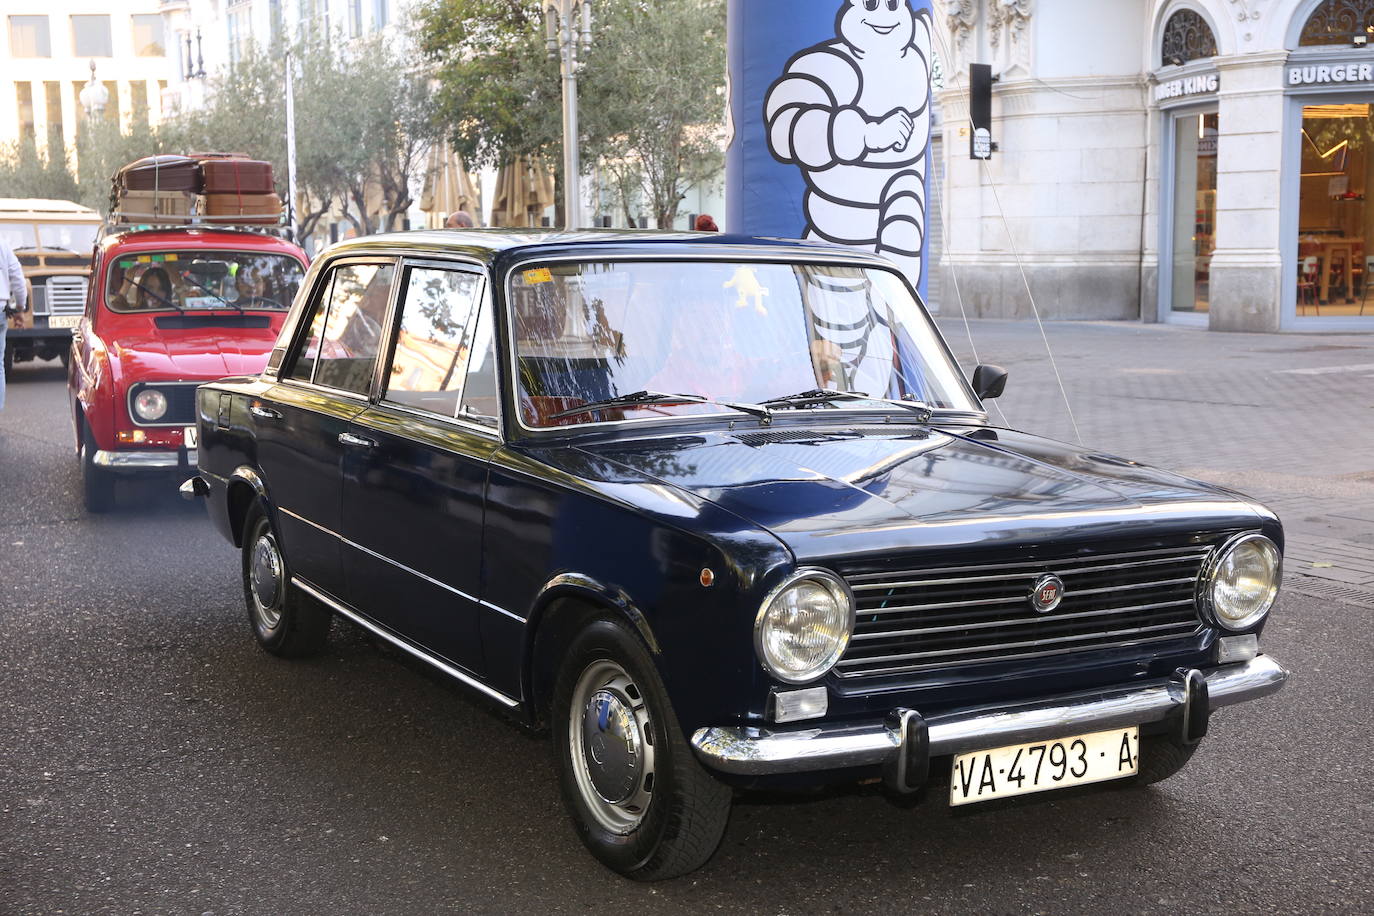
<box><xmin>0</xmin><ymin>223</ymin><xmax>39</xmax><ymax>253</ymax></box>
<box><xmin>106</xmin><ymin>250</ymin><xmax>304</xmax><ymax>312</ymax></box>
<box><xmin>37</xmin><ymin>222</ymin><xmax>98</xmax><ymax>254</ymax></box>
<box><xmin>510</xmin><ymin>259</ymin><xmax>978</xmax><ymax>428</ymax></box>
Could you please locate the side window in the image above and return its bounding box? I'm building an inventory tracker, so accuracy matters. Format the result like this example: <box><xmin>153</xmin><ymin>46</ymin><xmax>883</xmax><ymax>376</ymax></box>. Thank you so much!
<box><xmin>457</xmin><ymin>290</ymin><xmax>499</xmax><ymax>427</ymax></box>
<box><xmin>286</xmin><ymin>271</ymin><xmax>335</xmax><ymax>383</ymax></box>
<box><xmin>313</xmin><ymin>263</ymin><xmax>394</xmax><ymax>395</ymax></box>
<box><xmin>383</xmin><ymin>266</ymin><xmax>483</xmax><ymax>417</ymax></box>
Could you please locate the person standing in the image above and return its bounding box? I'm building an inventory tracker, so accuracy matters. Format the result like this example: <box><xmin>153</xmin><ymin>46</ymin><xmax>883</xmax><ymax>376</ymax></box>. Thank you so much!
<box><xmin>1</xmin><ymin>232</ymin><xmax>30</xmax><ymax>408</ymax></box>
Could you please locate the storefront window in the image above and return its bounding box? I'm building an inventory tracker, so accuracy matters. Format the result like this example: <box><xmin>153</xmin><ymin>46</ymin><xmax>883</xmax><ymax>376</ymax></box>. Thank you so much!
<box><xmin>1297</xmin><ymin>103</ymin><xmax>1374</xmax><ymax>318</ymax></box>
<box><xmin>1171</xmin><ymin>112</ymin><xmax>1218</xmax><ymax>314</ymax></box>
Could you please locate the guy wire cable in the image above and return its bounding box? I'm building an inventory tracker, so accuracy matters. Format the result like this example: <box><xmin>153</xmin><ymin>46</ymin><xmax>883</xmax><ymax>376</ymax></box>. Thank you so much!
<box><xmin>931</xmin><ymin>25</ymin><xmax>1083</xmax><ymax>445</ymax></box>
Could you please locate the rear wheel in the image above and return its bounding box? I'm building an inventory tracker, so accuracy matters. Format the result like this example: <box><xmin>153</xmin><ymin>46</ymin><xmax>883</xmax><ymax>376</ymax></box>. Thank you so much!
<box><xmin>241</xmin><ymin>505</ymin><xmax>331</xmax><ymax>657</ymax></box>
<box><xmin>80</xmin><ymin>420</ymin><xmax>114</xmax><ymax>513</ymax></box>
<box><xmin>552</xmin><ymin>618</ymin><xmax>731</xmax><ymax>880</ymax></box>
<box><xmin>2</xmin><ymin>344</ymin><xmax>12</xmax><ymax>379</ymax></box>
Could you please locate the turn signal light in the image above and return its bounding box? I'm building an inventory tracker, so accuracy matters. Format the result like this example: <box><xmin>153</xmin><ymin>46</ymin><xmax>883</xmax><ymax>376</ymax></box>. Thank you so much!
<box><xmin>116</xmin><ymin>430</ymin><xmax>147</xmax><ymax>443</ymax></box>
<box><xmin>769</xmin><ymin>686</ymin><xmax>828</xmax><ymax>723</ymax></box>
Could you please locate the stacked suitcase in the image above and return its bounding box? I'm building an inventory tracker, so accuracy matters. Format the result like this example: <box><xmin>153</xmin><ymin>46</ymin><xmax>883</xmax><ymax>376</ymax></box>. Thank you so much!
<box><xmin>111</xmin><ymin>153</ymin><xmax>283</xmax><ymax>226</ymax></box>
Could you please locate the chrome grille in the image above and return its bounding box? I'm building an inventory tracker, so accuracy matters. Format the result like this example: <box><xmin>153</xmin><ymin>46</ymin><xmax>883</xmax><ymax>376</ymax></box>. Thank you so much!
<box><xmin>46</xmin><ymin>276</ymin><xmax>87</xmax><ymax>315</ymax></box>
<box><xmin>836</xmin><ymin>540</ymin><xmax>1216</xmax><ymax>679</ymax></box>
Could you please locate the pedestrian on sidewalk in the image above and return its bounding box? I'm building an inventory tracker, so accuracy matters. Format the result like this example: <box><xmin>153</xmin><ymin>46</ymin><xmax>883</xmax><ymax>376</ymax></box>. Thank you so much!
<box><xmin>1</xmin><ymin>232</ymin><xmax>29</xmax><ymax>410</ymax></box>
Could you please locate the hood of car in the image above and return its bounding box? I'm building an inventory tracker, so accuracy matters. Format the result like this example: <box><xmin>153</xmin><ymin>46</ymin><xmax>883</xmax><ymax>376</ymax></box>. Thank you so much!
<box><xmin>111</xmin><ymin>331</ymin><xmax>277</xmax><ymax>381</ymax></box>
<box><xmin>564</xmin><ymin>423</ymin><xmax>1268</xmax><ymax>561</ymax></box>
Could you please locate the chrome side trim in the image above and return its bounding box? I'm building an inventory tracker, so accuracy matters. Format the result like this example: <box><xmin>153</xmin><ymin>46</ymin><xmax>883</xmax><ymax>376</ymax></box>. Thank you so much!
<box><xmin>689</xmin><ymin>655</ymin><xmax>1290</xmax><ymax>776</ymax></box>
<box><xmin>93</xmin><ymin>448</ymin><xmax>195</xmax><ymax>470</ymax></box>
<box><xmin>276</xmin><ymin>506</ymin><xmax>526</xmax><ymax>623</ymax></box>
<box><xmin>292</xmin><ymin>577</ymin><xmax>520</xmax><ymax>708</ymax></box>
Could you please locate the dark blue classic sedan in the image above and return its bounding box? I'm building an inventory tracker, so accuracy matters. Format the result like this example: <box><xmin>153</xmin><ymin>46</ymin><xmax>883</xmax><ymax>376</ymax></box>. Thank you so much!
<box><xmin>186</xmin><ymin>230</ymin><xmax>1288</xmax><ymax>879</ymax></box>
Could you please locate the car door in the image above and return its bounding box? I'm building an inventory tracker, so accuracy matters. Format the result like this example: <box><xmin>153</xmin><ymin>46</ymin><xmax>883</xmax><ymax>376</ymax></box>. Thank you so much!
<box><xmin>255</xmin><ymin>258</ymin><xmax>396</xmax><ymax>598</ymax></box>
<box><xmin>339</xmin><ymin>260</ymin><xmax>500</xmax><ymax>675</ymax></box>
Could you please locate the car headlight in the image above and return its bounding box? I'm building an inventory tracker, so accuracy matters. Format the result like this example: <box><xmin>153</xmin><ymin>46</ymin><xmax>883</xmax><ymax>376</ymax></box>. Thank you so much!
<box><xmin>754</xmin><ymin>569</ymin><xmax>854</xmax><ymax>684</ymax></box>
<box><xmin>133</xmin><ymin>388</ymin><xmax>168</xmax><ymax>422</ymax></box>
<box><xmin>1200</xmin><ymin>533</ymin><xmax>1281</xmax><ymax>631</ymax></box>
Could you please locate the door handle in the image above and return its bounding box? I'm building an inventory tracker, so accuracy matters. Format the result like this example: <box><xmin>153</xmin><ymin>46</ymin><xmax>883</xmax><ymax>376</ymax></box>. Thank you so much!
<box><xmin>249</xmin><ymin>403</ymin><xmax>282</xmax><ymax>421</ymax></box>
<box><xmin>338</xmin><ymin>432</ymin><xmax>377</xmax><ymax>448</ymax></box>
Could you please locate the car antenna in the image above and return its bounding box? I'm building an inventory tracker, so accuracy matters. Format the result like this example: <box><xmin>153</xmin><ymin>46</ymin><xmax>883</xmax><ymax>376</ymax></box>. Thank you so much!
<box><xmin>930</xmin><ymin>31</ymin><xmax>1083</xmax><ymax>445</ymax></box>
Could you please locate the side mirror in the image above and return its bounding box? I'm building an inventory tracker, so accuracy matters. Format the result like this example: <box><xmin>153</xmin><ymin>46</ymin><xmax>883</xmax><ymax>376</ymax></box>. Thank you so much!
<box><xmin>971</xmin><ymin>364</ymin><xmax>1008</xmax><ymax>401</ymax></box>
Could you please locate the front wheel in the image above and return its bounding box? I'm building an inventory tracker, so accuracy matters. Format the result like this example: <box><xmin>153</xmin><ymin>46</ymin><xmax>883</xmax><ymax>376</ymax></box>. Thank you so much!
<box><xmin>80</xmin><ymin>420</ymin><xmax>114</xmax><ymax>513</ymax></box>
<box><xmin>552</xmin><ymin>618</ymin><xmax>731</xmax><ymax>880</ymax></box>
<box><xmin>241</xmin><ymin>505</ymin><xmax>331</xmax><ymax>657</ymax></box>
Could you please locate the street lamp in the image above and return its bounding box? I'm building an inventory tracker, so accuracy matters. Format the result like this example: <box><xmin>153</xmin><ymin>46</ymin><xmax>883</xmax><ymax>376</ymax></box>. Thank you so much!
<box><xmin>545</xmin><ymin>1</ymin><xmax>593</xmax><ymax>228</ymax></box>
<box><xmin>78</xmin><ymin>60</ymin><xmax>109</xmax><ymax>122</ymax></box>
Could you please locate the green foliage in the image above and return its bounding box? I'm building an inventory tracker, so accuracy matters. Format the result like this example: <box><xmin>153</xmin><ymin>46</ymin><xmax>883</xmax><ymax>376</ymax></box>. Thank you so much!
<box><xmin>0</xmin><ymin>132</ymin><xmax>81</xmax><ymax>204</ymax></box>
<box><xmin>418</xmin><ymin>0</ymin><xmax>727</xmax><ymax>227</ymax></box>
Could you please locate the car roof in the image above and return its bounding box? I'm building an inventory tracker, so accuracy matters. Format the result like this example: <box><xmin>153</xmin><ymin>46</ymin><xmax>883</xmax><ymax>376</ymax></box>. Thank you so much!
<box><xmin>0</xmin><ymin>198</ymin><xmax>101</xmax><ymax>221</ymax></box>
<box><xmin>321</xmin><ymin>228</ymin><xmax>890</xmax><ymax>269</ymax></box>
<box><xmin>98</xmin><ymin>227</ymin><xmax>308</xmax><ymax>260</ymax></box>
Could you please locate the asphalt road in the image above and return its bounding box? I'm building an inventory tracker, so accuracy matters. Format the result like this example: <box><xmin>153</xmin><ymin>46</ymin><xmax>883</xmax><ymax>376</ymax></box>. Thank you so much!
<box><xmin>1</xmin><ymin>346</ymin><xmax>1371</xmax><ymax>915</ymax></box>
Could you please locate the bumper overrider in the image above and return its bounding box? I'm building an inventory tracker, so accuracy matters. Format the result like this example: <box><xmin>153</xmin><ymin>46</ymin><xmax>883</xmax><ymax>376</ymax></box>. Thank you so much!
<box><xmin>690</xmin><ymin>655</ymin><xmax>1288</xmax><ymax>790</ymax></box>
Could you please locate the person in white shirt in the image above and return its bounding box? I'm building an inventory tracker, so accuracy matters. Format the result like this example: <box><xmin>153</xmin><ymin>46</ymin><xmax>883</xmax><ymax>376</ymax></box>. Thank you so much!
<box><xmin>1</xmin><ymin>234</ymin><xmax>30</xmax><ymax>409</ymax></box>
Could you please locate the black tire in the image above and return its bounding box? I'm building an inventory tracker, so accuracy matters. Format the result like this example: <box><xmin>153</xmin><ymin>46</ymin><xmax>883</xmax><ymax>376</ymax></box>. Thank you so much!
<box><xmin>552</xmin><ymin>617</ymin><xmax>732</xmax><ymax>881</ymax></box>
<box><xmin>241</xmin><ymin>505</ymin><xmax>331</xmax><ymax>658</ymax></box>
<box><xmin>2</xmin><ymin>344</ymin><xmax>12</xmax><ymax>380</ymax></box>
<box><xmin>1124</xmin><ymin>734</ymin><xmax>1199</xmax><ymax>787</ymax></box>
<box><xmin>80</xmin><ymin>420</ymin><xmax>115</xmax><ymax>513</ymax></box>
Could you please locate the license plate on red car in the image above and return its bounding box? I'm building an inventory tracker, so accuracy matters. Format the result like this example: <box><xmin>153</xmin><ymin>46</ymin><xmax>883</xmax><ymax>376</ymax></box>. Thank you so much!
<box><xmin>950</xmin><ymin>727</ymin><xmax>1139</xmax><ymax>806</ymax></box>
<box><xmin>184</xmin><ymin>425</ymin><xmax>198</xmax><ymax>448</ymax></box>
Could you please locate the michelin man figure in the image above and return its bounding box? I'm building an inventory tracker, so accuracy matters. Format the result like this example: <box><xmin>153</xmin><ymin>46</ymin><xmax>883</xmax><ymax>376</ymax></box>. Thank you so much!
<box><xmin>764</xmin><ymin>0</ymin><xmax>932</xmax><ymax>289</ymax></box>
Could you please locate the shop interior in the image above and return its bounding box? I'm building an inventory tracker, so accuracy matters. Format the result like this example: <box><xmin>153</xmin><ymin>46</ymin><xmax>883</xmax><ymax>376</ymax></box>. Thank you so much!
<box><xmin>1298</xmin><ymin>103</ymin><xmax>1374</xmax><ymax>318</ymax></box>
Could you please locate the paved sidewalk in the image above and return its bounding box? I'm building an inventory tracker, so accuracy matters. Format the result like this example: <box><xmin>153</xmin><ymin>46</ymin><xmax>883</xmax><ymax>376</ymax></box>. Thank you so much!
<box><xmin>937</xmin><ymin>317</ymin><xmax>1374</xmax><ymax>606</ymax></box>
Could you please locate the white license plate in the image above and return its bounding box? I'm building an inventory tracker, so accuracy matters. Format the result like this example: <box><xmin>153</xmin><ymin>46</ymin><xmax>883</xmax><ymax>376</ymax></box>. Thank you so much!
<box><xmin>184</xmin><ymin>425</ymin><xmax>198</xmax><ymax>449</ymax></box>
<box><xmin>950</xmin><ymin>727</ymin><xmax>1139</xmax><ymax>806</ymax></box>
<box><xmin>47</xmin><ymin>315</ymin><xmax>81</xmax><ymax>329</ymax></box>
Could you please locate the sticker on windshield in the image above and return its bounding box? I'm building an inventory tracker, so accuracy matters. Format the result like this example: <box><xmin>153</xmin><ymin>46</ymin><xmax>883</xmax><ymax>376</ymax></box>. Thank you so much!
<box><xmin>523</xmin><ymin>268</ymin><xmax>553</xmax><ymax>285</ymax></box>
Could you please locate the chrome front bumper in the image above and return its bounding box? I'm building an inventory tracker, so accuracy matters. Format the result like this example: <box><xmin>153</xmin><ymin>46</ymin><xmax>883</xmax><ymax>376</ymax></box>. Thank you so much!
<box><xmin>93</xmin><ymin>449</ymin><xmax>197</xmax><ymax>472</ymax></box>
<box><xmin>690</xmin><ymin>655</ymin><xmax>1288</xmax><ymax>776</ymax></box>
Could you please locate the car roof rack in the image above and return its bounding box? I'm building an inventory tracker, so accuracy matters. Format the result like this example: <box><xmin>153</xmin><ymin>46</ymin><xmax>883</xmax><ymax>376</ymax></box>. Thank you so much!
<box><xmin>99</xmin><ymin>213</ymin><xmax>295</xmax><ymax>243</ymax></box>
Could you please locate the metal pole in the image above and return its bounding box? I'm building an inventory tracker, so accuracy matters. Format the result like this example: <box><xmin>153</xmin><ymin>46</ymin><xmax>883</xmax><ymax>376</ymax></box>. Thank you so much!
<box><xmin>284</xmin><ymin>49</ymin><xmax>299</xmax><ymax>241</ymax></box>
<box><xmin>561</xmin><ymin>33</ymin><xmax>580</xmax><ymax>229</ymax></box>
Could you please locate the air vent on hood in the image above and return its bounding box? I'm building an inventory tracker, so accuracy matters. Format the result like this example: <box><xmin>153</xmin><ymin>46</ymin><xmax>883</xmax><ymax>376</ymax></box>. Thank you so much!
<box><xmin>153</xmin><ymin>315</ymin><xmax>272</xmax><ymax>330</ymax></box>
<box><xmin>733</xmin><ymin>426</ymin><xmax>929</xmax><ymax>447</ymax></box>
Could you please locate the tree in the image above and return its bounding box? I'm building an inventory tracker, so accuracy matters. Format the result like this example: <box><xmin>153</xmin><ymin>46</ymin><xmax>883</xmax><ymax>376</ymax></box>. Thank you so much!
<box><xmin>580</xmin><ymin>0</ymin><xmax>727</xmax><ymax>228</ymax></box>
<box><xmin>418</xmin><ymin>0</ymin><xmax>728</xmax><ymax>228</ymax></box>
<box><xmin>0</xmin><ymin>132</ymin><xmax>80</xmax><ymax>203</ymax></box>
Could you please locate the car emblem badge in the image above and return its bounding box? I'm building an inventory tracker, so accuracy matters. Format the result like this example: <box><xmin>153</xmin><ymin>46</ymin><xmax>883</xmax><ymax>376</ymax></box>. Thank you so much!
<box><xmin>1029</xmin><ymin>574</ymin><xmax>1064</xmax><ymax>614</ymax></box>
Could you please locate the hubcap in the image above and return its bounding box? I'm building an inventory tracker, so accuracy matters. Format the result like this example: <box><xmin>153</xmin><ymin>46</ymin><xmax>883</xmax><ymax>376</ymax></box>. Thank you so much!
<box><xmin>568</xmin><ymin>660</ymin><xmax>656</xmax><ymax>834</ymax></box>
<box><xmin>249</xmin><ymin>533</ymin><xmax>284</xmax><ymax>630</ymax></box>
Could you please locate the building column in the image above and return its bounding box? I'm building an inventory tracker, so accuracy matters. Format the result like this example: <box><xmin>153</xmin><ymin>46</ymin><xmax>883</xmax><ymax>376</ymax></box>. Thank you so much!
<box><xmin>1208</xmin><ymin>51</ymin><xmax>1288</xmax><ymax>332</ymax></box>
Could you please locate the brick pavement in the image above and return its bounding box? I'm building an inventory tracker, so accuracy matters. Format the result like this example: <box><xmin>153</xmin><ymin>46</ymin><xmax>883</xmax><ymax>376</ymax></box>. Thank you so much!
<box><xmin>936</xmin><ymin>318</ymin><xmax>1374</xmax><ymax>606</ymax></box>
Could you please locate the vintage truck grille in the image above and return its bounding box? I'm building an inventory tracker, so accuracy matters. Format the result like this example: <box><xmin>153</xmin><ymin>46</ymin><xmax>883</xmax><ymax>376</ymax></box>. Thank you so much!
<box><xmin>45</xmin><ymin>276</ymin><xmax>87</xmax><ymax>315</ymax></box>
<box><xmin>835</xmin><ymin>539</ymin><xmax>1217</xmax><ymax>679</ymax></box>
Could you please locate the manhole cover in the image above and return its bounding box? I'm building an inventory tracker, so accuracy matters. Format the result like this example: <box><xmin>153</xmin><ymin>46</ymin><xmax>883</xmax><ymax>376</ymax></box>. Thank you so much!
<box><xmin>1285</xmin><ymin>575</ymin><xmax>1374</xmax><ymax>608</ymax></box>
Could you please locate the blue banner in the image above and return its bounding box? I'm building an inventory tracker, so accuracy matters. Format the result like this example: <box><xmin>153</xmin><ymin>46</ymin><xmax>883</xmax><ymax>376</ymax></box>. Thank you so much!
<box><xmin>727</xmin><ymin>0</ymin><xmax>933</xmax><ymax>303</ymax></box>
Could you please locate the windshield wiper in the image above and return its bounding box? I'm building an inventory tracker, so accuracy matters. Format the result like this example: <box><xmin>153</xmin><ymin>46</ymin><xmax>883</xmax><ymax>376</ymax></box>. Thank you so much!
<box><xmin>549</xmin><ymin>390</ymin><xmax>773</xmax><ymax>424</ymax></box>
<box><xmin>125</xmin><ymin>277</ymin><xmax>183</xmax><ymax>311</ymax></box>
<box><xmin>761</xmin><ymin>388</ymin><xmax>933</xmax><ymax>421</ymax></box>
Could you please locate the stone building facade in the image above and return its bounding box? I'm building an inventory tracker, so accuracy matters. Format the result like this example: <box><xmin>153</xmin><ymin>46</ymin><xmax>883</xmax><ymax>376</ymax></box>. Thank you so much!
<box><xmin>936</xmin><ymin>0</ymin><xmax>1374</xmax><ymax>332</ymax></box>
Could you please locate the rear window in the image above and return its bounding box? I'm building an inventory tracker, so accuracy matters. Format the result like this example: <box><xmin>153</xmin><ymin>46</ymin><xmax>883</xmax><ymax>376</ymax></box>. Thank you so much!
<box><xmin>106</xmin><ymin>250</ymin><xmax>304</xmax><ymax>313</ymax></box>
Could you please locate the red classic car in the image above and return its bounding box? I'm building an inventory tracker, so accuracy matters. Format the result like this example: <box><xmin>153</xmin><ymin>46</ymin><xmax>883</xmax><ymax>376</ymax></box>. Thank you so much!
<box><xmin>67</xmin><ymin>227</ymin><xmax>308</xmax><ymax>511</ymax></box>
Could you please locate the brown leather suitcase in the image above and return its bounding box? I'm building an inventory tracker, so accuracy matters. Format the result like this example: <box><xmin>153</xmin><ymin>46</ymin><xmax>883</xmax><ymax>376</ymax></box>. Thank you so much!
<box><xmin>200</xmin><ymin>158</ymin><xmax>275</xmax><ymax>195</ymax></box>
<box><xmin>119</xmin><ymin>155</ymin><xmax>202</xmax><ymax>192</ymax></box>
<box><xmin>202</xmin><ymin>191</ymin><xmax>282</xmax><ymax>224</ymax></box>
